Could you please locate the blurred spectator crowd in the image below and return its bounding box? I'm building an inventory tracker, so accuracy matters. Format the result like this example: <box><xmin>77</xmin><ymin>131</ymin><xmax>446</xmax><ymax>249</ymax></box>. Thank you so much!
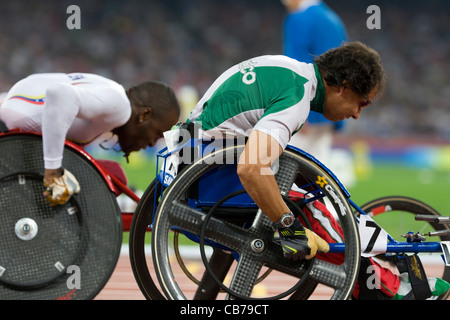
<box><xmin>0</xmin><ymin>0</ymin><xmax>448</xmax><ymax>140</ymax></box>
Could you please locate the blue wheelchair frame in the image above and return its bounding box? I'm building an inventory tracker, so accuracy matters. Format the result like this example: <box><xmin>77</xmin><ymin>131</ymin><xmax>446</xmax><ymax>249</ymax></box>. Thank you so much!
<box><xmin>153</xmin><ymin>138</ymin><xmax>444</xmax><ymax>257</ymax></box>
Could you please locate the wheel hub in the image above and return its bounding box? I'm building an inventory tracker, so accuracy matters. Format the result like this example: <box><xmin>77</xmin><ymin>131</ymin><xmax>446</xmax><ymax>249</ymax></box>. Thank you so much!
<box><xmin>250</xmin><ymin>239</ymin><xmax>265</xmax><ymax>253</ymax></box>
<box><xmin>15</xmin><ymin>218</ymin><xmax>38</xmax><ymax>241</ymax></box>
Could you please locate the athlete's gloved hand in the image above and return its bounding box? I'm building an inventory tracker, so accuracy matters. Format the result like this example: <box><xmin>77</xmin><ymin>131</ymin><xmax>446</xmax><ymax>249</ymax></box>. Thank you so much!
<box><xmin>277</xmin><ymin>219</ymin><xmax>329</xmax><ymax>261</ymax></box>
<box><xmin>43</xmin><ymin>168</ymin><xmax>81</xmax><ymax>206</ymax></box>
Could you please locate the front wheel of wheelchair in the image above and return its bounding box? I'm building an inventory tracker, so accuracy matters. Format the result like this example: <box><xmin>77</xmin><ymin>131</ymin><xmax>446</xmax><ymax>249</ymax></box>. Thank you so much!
<box><xmin>151</xmin><ymin>144</ymin><xmax>361</xmax><ymax>300</ymax></box>
<box><xmin>360</xmin><ymin>196</ymin><xmax>450</xmax><ymax>300</ymax></box>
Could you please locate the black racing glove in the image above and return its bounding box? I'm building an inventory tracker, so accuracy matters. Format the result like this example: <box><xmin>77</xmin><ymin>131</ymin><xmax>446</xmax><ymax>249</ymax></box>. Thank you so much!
<box><xmin>275</xmin><ymin>216</ymin><xmax>329</xmax><ymax>261</ymax></box>
<box><xmin>278</xmin><ymin>219</ymin><xmax>310</xmax><ymax>261</ymax></box>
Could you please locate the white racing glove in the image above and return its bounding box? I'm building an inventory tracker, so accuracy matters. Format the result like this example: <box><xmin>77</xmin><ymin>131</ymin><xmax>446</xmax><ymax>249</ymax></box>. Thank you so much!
<box><xmin>44</xmin><ymin>169</ymin><xmax>81</xmax><ymax>206</ymax></box>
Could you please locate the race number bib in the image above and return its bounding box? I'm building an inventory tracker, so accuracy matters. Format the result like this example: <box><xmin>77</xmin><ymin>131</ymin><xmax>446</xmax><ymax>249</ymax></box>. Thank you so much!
<box><xmin>359</xmin><ymin>214</ymin><xmax>388</xmax><ymax>257</ymax></box>
<box><xmin>159</xmin><ymin>153</ymin><xmax>180</xmax><ymax>187</ymax></box>
<box><xmin>158</xmin><ymin>128</ymin><xmax>184</xmax><ymax>187</ymax></box>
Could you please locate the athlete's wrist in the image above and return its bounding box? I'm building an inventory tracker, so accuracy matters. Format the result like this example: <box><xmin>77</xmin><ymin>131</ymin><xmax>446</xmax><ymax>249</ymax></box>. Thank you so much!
<box><xmin>273</xmin><ymin>212</ymin><xmax>296</xmax><ymax>229</ymax></box>
<box><xmin>44</xmin><ymin>168</ymin><xmax>64</xmax><ymax>186</ymax></box>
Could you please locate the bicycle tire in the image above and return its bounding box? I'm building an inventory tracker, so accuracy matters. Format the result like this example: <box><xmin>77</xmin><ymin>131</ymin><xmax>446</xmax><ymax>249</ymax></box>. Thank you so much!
<box><xmin>360</xmin><ymin>196</ymin><xmax>450</xmax><ymax>300</ymax></box>
<box><xmin>151</xmin><ymin>144</ymin><xmax>361</xmax><ymax>300</ymax></box>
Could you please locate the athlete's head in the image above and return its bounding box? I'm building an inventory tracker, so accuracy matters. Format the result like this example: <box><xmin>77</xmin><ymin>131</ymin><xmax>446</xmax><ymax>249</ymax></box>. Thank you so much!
<box><xmin>315</xmin><ymin>41</ymin><xmax>386</xmax><ymax>122</ymax></box>
<box><xmin>114</xmin><ymin>81</ymin><xmax>180</xmax><ymax>157</ymax></box>
<box><xmin>281</xmin><ymin>0</ymin><xmax>303</xmax><ymax>12</ymax></box>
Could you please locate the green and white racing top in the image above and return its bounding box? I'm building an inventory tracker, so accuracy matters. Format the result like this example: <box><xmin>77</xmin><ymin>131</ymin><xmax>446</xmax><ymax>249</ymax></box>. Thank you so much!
<box><xmin>188</xmin><ymin>55</ymin><xmax>326</xmax><ymax>149</ymax></box>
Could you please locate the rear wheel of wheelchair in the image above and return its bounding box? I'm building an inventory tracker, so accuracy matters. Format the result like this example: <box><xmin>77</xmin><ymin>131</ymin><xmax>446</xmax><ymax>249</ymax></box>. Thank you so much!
<box><xmin>0</xmin><ymin>134</ymin><xmax>122</xmax><ymax>300</ymax></box>
<box><xmin>151</xmin><ymin>144</ymin><xmax>360</xmax><ymax>300</ymax></box>
<box><xmin>360</xmin><ymin>196</ymin><xmax>450</xmax><ymax>300</ymax></box>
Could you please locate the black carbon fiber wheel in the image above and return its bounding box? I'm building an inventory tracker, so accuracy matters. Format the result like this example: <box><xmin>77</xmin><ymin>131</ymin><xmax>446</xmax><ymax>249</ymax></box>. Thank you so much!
<box><xmin>150</xmin><ymin>144</ymin><xmax>360</xmax><ymax>300</ymax></box>
<box><xmin>0</xmin><ymin>134</ymin><xmax>122</xmax><ymax>300</ymax></box>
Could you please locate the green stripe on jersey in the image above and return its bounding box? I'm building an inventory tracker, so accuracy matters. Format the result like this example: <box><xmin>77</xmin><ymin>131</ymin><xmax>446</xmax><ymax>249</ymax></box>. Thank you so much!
<box><xmin>196</xmin><ymin>66</ymin><xmax>309</xmax><ymax>131</ymax></box>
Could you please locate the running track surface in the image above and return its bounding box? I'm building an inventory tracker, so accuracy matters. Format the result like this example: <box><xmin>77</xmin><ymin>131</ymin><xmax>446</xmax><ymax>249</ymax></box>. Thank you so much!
<box><xmin>95</xmin><ymin>250</ymin><xmax>447</xmax><ymax>300</ymax></box>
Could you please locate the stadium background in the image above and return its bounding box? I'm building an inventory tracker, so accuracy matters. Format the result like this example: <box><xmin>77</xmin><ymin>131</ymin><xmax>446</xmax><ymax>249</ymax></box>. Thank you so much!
<box><xmin>0</xmin><ymin>0</ymin><xmax>449</xmax><ymax>222</ymax></box>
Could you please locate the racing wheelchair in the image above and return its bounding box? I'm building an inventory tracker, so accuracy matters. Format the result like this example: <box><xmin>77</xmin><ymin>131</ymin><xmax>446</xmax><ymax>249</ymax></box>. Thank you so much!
<box><xmin>129</xmin><ymin>124</ymin><xmax>450</xmax><ymax>300</ymax></box>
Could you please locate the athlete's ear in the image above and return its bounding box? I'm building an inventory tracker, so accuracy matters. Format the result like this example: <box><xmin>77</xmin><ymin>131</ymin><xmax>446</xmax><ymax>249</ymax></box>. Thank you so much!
<box><xmin>139</xmin><ymin>107</ymin><xmax>152</xmax><ymax>123</ymax></box>
<box><xmin>337</xmin><ymin>80</ymin><xmax>348</xmax><ymax>96</ymax></box>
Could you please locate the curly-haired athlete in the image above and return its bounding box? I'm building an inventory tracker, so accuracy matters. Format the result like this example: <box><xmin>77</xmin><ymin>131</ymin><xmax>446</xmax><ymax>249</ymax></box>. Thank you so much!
<box><xmin>0</xmin><ymin>73</ymin><xmax>180</xmax><ymax>206</ymax></box>
<box><xmin>186</xmin><ymin>41</ymin><xmax>448</xmax><ymax>299</ymax></box>
<box><xmin>189</xmin><ymin>42</ymin><xmax>383</xmax><ymax>232</ymax></box>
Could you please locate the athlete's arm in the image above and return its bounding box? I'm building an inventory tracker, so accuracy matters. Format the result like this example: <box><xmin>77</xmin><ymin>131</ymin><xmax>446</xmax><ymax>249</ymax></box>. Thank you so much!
<box><xmin>42</xmin><ymin>82</ymin><xmax>129</xmax><ymax>185</ymax></box>
<box><xmin>237</xmin><ymin>129</ymin><xmax>329</xmax><ymax>260</ymax></box>
<box><xmin>42</xmin><ymin>83</ymin><xmax>80</xmax><ymax>185</ymax></box>
<box><xmin>236</xmin><ymin>130</ymin><xmax>289</xmax><ymax>222</ymax></box>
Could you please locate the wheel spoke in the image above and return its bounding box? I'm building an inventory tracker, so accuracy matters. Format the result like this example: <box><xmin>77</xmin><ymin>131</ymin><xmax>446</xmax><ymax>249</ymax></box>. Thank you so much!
<box><xmin>307</xmin><ymin>260</ymin><xmax>348</xmax><ymax>289</ymax></box>
<box><xmin>275</xmin><ymin>154</ymin><xmax>300</xmax><ymax>195</ymax></box>
<box><xmin>228</xmin><ymin>254</ymin><xmax>264</xmax><ymax>299</ymax></box>
<box><xmin>166</xmin><ymin>200</ymin><xmax>249</xmax><ymax>251</ymax></box>
<box><xmin>250</xmin><ymin>209</ymin><xmax>274</xmax><ymax>236</ymax></box>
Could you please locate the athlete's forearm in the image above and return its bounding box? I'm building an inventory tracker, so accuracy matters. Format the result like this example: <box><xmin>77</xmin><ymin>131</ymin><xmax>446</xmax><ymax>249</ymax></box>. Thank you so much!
<box><xmin>237</xmin><ymin>130</ymin><xmax>289</xmax><ymax>223</ymax></box>
<box><xmin>42</xmin><ymin>83</ymin><xmax>80</xmax><ymax>170</ymax></box>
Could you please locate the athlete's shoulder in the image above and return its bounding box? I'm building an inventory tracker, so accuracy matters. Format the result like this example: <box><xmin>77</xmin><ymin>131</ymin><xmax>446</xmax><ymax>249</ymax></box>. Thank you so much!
<box><xmin>246</xmin><ymin>55</ymin><xmax>310</xmax><ymax>70</ymax></box>
<box><xmin>67</xmin><ymin>72</ymin><xmax>117</xmax><ymax>83</ymax></box>
<box><xmin>257</xmin><ymin>55</ymin><xmax>316</xmax><ymax>76</ymax></box>
<box><xmin>21</xmin><ymin>72</ymin><xmax>119</xmax><ymax>86</ymax></box>
<box><xmin>67</xmin><ymin>73</ymin><xmax>125</xmax><ymax>92</ymax></box>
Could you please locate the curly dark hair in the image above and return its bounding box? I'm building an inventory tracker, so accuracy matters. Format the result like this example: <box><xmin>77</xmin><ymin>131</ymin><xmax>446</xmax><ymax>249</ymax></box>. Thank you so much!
<box><xmin>314</xmin><ymin>41</ymin><xmax>386</xmax><ymax>98</ymax></box>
